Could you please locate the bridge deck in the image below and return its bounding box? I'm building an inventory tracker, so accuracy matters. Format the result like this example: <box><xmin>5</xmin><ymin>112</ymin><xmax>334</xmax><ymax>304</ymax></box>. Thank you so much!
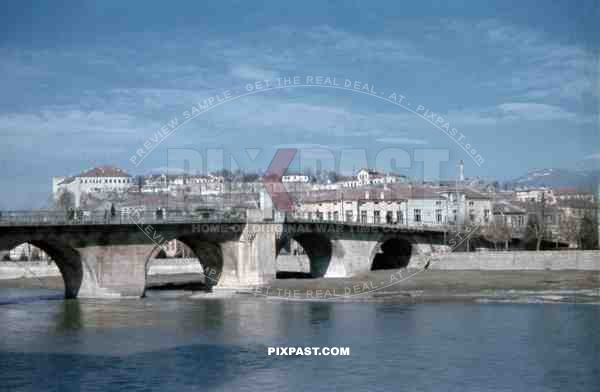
<box><xmin>0</xmin><ymin>210</ymin><xmax>525</xmax><ymax>238</ymax></box>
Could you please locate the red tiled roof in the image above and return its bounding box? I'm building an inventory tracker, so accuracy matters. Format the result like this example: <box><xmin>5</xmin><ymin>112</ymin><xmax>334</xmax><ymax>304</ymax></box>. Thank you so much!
<box><xmin>77</xmin><ymin>166</ymin><xmax>130</xmax><ymax>178</ymax></box>
<box><xmin>553</xmin><ymin>188</ymin><xmax>591</xmax><ymax>196</ymax></box>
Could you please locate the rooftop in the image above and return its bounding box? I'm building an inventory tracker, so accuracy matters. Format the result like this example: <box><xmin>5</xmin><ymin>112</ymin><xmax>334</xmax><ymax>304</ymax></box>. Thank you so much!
<box><xmin>77</xmin><ymin>166</ymin><xmax>131</xmax><ymax>178</ymax></box>
<box><xmin>300</xmin><ymin>185</ymin><xmax>444</xmax><ymax>203</ymax></box>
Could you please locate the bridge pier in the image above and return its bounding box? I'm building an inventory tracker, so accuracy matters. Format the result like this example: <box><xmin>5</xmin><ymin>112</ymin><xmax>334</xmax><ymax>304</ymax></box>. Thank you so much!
<box><xmin>77</xmin><ymin>244</ymin><xmax>155</xmax><ymax>298</ymax></box>
<box><xmin>216</xmin><ymin>229</ymin><xmax>278</xmax><ymax>290</ymax></box>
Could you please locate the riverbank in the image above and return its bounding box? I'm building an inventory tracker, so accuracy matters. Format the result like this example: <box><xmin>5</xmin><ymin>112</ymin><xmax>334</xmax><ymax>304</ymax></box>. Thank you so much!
<box><xmin>244</xmin><ymin>269</ymin><xmax>600</xmax><ymax>303</ymax></box>
<box><xmin>2</xmin><ymin>270</ymin><xmax>599</xmax><ymax>303</ymax></box>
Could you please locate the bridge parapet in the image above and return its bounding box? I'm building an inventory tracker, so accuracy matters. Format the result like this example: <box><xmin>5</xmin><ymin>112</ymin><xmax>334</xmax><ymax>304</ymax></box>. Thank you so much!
<box><xmin>0</xmin><ymin>208</ymin><xmax>248</xmax><ymax>226</ymax></box>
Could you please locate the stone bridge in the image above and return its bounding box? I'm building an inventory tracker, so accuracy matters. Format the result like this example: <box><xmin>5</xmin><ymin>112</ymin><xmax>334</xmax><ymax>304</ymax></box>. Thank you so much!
<box><xmin>0</xmin><ymin>210</ymin><xmax>453</xmax><ymax>298</ymax></box>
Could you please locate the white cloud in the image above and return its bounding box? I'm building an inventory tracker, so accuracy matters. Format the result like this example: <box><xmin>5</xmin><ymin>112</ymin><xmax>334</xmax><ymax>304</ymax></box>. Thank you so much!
<box><xmin>496</xmin><ymin>102</ymin><xmax>578</xmax><ymax>121</ymax></box>
<box><xmin>0</xmin><ymin>110</ymin><xmax>151</xmax><ymax>137</ymax></box>
<box><xmin>473</xmin><ymin>19</ymin><xmax>596</xmax><ymax>102</ymax></box>
<box><xmin>375</xmin><ymin>136</ymin><xmax>429</xmax><ymax>145</ymax></box>
<box><xmin>272</xmin><ymin>143</ymin><xmax>352</xmax><ymax>150</ymax></box>
<box><xmin>302</xmin><ymin>25</ymin><xmax>428</xmax><ymax>63</ymax></box>
<box><xmin>231</xmin><ymin>65</ymin><xmax>278</xmax><ymax>81</ymax></box>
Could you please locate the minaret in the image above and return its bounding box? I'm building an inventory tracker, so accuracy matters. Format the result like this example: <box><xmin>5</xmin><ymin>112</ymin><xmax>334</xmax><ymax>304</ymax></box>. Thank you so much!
<box><xmin>458</xmin><ymin>160</ymin><xmax>465</xmax><ymax>182</ymax></box>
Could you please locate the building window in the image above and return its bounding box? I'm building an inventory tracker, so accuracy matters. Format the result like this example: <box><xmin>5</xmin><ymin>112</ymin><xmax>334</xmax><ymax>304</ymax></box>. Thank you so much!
<box><xmin>307</xmin><ymin>212</ymin><xmax>312</xmax><ymax>220</ymax></box>
<box><xmin>386</xmin><ymin>211</ymin><xmax>393</xmax><ymax>224</ymax></box>
<box><xmin>468</xmin><ymin>201</ymin><xmax>474</xmax><ymax>206</ymax></box>
<box><xmin>484</xmin><ymin>209</ymin><xmax>490</xmax><ymax>222</ymax></box>
<box><xmin>435</xmin><ymin>209</ymin><xmax>442</xmax><ymax>224</ymax></box>
<box><xmin>361</xmin><ymin>211</ymin><xmax>367</xmax><ymax>223</ymax></box>
<box><xmin>333</xmin><ymin>211</ymin><xmax>339</xmax><ymax>221</ymax></box>
<box><xmin>327</xmin><ymin>211</ymin><xmax>332</xmax><ymax>221</ymax></box>
<box><xmin>374</xmin><ymin>211</ymin><xmax>380</xmax><ymax>224</ymax></box>
<box><xmin>517</xmin><ymin>215</ymin><xmax>524</xmax><ymax>226</ymax></box>
<box><xmin>345</xmin><ymin>210</ymin><xmax>353</xmax><ymax>222</ymax></box>
<box><xmin>397</xmin><ymin>211</ymin><xmax>403</xmax><ymax>224</ymax></box>
<box><xmin>414</xmin><ymin>209</ymin><xmax>422</xmax><ymax>223</ymax></box>
<box><xmin>435</xmin><ymin>201</ymin><xmax>442</xmax><ymax>206</ymax></box>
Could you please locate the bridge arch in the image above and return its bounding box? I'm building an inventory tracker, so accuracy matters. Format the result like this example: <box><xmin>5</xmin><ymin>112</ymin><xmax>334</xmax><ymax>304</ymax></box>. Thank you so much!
<box><xmin>369</xmin><ymin>236</ymin><xmax>415</xmax><ymax>271</ymax></box>
<box><xmin>143</xmin><ymin>235</ymin><xmax>223</xmax><ymax>294</ymax></box>
<box><xmin>276</xmin><ymin>232</ymin><xmax>333</xmax><ymax>278</ymax></box>
<box><xmin>0</xmin><ymin>239</ymin><xmax>83</xmax><ymax>299</ymax></box>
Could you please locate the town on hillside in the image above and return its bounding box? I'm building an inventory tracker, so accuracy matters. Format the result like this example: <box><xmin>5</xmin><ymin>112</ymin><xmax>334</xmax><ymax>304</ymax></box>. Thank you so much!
<box><xmin>38</xmin><ymin>161</ymin><xmax>599</xmax><ymax>254</ymax></box>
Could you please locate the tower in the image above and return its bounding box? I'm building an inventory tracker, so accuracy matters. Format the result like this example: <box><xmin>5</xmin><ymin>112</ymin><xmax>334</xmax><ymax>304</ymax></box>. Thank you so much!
<box><xmin>458</xmin><ymin>160</ymin><xmax>465</xmax><ymax>182</ymax></box>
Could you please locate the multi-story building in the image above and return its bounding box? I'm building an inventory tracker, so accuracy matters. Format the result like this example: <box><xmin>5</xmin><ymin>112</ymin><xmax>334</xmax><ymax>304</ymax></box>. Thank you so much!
<box><xmin>492</xmin><ymin>201</ymin><xmax>528</xmax><ymax>232</ymax></box>
<box><xmin>553</xmin><ymin>188</ymin><xmax>595</xmax><ymax>203</ymax></box>
<box><xmin>514</xmin><ymin>187</ymin><xmax>556</xmax><ymax>204</ymax></box>
<box><xmin>296</xmin><ymin>185</ymin><xmax>447</xmax><ymax>226</ymax></box>
<box><xmin>335</xmin><ymin>169</ymin><xmax>406</xmax><ymax>189</ymax></box>
<box><xmin>436</xmin><ymin>186</ymin><xmax>493</xmax><ymax>225</ymax></box>
<box><xmin>141</xmin><ymin>174</ymin><xmax>224</xmax><ymax>195</ymax></box>
<box><xmin>53</xmin><ymin>166</ymin><xmax>134</xmax><ymax>207</ymax></box>
<box><xmin>282</xmin><ymin>172</ymin><xmax>311</xmax><ymax>183</ymax></box>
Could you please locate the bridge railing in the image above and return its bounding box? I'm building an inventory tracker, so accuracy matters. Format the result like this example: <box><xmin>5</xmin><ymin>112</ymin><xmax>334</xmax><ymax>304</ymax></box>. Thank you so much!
<box><xmin>285</xmin><ymin>215</ymin><xmax>459</xmax><ymax>232</ymax></box>
<box><xmin>0</xmin><ymin>209</ymin><xmax>248</xmax><ymax>226</ymax></box>
<box><xmin>285</xmin><ymin>215</ymin><xmax>527</xmax><ymax>238</ymax></box>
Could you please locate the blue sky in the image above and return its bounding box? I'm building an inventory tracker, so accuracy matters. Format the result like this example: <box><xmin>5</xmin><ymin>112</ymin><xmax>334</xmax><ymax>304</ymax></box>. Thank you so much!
<box><xmin>0</xmin><ymin>0</ymin><xmax>598</xmax><ymax>208</ymax></box>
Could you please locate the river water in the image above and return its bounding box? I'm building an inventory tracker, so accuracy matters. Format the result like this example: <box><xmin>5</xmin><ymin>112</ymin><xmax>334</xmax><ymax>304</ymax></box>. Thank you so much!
<box><xmin>0</xmin><ymin>288</ymin><xmax>599</xmax><ymax>391</ymax></box>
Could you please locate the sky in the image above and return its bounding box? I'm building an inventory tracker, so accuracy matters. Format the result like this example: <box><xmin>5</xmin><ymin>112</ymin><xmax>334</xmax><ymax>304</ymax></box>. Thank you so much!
<box><xmin>0</xmin><ymin>0</ymin><xmax>598</xmax><ymax>208</ymax></box>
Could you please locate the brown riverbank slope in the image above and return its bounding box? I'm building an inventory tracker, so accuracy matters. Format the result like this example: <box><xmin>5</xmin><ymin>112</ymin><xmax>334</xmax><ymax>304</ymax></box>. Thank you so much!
<box><xmin>3</xmin><ymin>270</ymin><xmax>599</xmax><ymax>303</ymax></box>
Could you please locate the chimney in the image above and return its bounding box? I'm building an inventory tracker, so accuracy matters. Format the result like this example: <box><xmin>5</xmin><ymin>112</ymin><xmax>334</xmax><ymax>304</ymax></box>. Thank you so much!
<box><xmin>365</xmin><ymin>191</ymin><xmax>370</xmax><ymax>200</ymax></box>
<box><xmin>458</xmin><ymin>160</ymin><xmax>464</xmax><ymax>182</ymax></box>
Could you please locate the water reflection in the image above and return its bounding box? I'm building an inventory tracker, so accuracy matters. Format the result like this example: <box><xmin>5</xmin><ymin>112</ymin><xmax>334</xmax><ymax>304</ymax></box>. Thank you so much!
<box><xmin>52</xmin><ymin>299</ymin><xmax>83</xmax><ymax>331</ymax></box>
<box><xmin>0</xmin><ymin>293</ymin><xmax>598</xmax><ymax>391</ymax></box>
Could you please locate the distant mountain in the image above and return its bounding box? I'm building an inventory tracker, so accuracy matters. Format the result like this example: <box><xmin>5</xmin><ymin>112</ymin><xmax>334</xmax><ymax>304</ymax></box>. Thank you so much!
<box><xmin>506</xmin><ymin>168</ymin><xmax>600</xmax><ymax>192</ymax></box>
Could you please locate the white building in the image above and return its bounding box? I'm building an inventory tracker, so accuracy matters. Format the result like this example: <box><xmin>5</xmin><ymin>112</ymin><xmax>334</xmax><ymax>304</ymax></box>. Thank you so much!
<box><xmin>142</xmin><ymin>174</ymin><xmax>224</xmax><ymax>195</ymax></box>
<box><xmin>514</xmin><ymin>188</ymin><xmax>556</xmax><ymax>204</ymax></box>
<box><xmin>553</xmin><ymin>188</ymin><xmax>594</xmax><ymax>202</ymax></box>
<box><xmin>296</xmin><ymin>185</ymin><xmax>447</xmax><ymax>226</ymax></box>
<box><xmin>336</xmin><ymin>175</ymin><xmax>359</xmax><ymax>189</ymax></box>
<box><xmin>437</xmin><ymin>186</ymin><xmax>493</xmax><ymax>225</ymax></box>
<box><xmin>142</xmin><ymin>174</ymin><xmax>169</xmax><ymax>193</ymax></box>
<box><xmin>53</xmin><ymin>166</ymin><xmax>135</xmax><ymax>207</ymax></box>
<box><xmin>336</xmin><ymin>169</ymin><xmax>406</xmax><ymax>189</ymax></box>
<box><xmin>492</xmin><ymin>201</ymin><xmax>527</xmax><ymax>232</ymax></box>
<box><xmin>282</xmin><ymin>173</ymin><xmax>311</xmax><ymax>183</ymax></box>
<box><xmin>8</xmin><ymin>243</ymin><xmax>51</xmax><ymax>261</ymax></box>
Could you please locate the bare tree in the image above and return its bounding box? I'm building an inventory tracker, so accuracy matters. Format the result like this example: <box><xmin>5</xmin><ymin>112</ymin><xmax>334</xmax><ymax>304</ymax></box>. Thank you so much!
<box><xmin>483</xmin><ymin>220</ymin><xmax>512</xmax><ymax>250</ymax></box>
<box><xmin>559</xmin><ymin>213</ymin><xmax>579</xmax><ymax>248</ymax></box>
<box><xmin>579</xmin><ymin>209</ymin><xmax>599</xmax><ymax>250</ymax></box>
<box><xmin>524</xmin><ymin>193</ymin><xmax>548</xmax><ymax>251</ymax></box>
<box><xmin>55</xmin><ymin>190</ymin><xmax>75</xmax><ymax>211</ymax></box>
